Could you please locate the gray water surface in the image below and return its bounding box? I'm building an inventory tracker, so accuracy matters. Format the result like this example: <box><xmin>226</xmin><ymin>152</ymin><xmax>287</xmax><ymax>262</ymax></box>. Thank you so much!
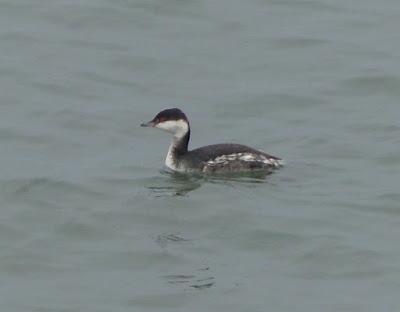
<box><xmin>1</xmin><ymin>0</ymin><xmax>400</xmax><ymax>311</ymax></box>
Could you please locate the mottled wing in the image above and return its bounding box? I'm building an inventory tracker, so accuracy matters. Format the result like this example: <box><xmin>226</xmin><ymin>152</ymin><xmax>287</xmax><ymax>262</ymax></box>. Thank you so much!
<box><xmin>186</xmin><ymin>144</ymin><xmax>282</xmax><ymax>173</ymax></box>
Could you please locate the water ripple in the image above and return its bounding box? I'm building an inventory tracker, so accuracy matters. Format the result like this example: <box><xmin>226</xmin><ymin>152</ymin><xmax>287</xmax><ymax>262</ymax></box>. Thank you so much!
<box><xmin>339</xmin><ymin>74</ymin><xmax>400</xmax><ymax>96</ymax></box>
<box><xmin>164</xmin><ymin>267</ymin><xmax>215</xmax><ymax>290</ymax></box>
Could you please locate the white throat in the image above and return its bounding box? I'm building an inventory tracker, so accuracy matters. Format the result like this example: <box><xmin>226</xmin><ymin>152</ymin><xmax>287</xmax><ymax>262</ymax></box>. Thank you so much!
<box><xmin>165</xmin><ymin>140</ymin><xmax>179</xmax><ymax>171</ymax></box>
<box><xmin>156</xmin><ymin>119</ymin><xmax>189</xmax><ymax>171</ymax></box>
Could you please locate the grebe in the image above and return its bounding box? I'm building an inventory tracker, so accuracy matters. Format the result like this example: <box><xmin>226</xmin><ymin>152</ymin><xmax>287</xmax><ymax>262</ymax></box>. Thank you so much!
<box><xmin>141</xmin><ymin>108</ymin><xmax>283</xmax><ymax>173</ymax></box>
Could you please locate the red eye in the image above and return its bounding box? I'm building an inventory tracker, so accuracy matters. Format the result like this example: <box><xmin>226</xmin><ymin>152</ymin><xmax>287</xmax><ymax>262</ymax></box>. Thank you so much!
<box><xmin>158</xmin><ymin>117</ymin><xmax>166</xmax><ymax>122</ymax></box>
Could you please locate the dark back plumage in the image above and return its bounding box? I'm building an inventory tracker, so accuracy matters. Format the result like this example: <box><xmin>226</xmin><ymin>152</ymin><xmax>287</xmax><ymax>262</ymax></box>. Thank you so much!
<box><xmin>187</xmin><ymin>144</ymin><xmax>279</xmax><ymax>162</ymax></box>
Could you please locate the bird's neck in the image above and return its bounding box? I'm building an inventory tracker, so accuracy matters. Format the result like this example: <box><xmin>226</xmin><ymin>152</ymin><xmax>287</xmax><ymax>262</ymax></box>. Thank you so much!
<box><xmin>165</xmin><ymin>128</ymin><xmax>190</xmax><ymax>169</ymax></box>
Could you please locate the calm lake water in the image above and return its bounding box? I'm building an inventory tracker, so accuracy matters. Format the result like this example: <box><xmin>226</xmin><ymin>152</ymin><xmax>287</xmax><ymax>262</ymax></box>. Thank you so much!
<box><xmin>1</xmin><ymin>0</ymin><xmax>400</xmax><ymax>311</ymax></box>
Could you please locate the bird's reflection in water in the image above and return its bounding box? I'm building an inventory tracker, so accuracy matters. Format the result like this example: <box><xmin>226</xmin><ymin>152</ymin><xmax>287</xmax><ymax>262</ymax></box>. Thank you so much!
<box><xmin>146</xmin><ymin>170</ymin><xmax>202</xmax><ymax>197</ymax></box>
<box><xmin>205</xmin><ymin>170</ymin><xmax>273</xmax><ymax>185</ymax></box>
<box><xmin>146</xmin><ymin>168</ymin><xmax>276</xmax><ymax>197</ymax></box>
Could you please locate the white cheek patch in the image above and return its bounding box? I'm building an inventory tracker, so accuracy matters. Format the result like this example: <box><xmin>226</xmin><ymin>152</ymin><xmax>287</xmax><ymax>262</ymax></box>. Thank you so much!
<box><xmin>156</xmin><ymin>120</ymin><xmax>189</xmax><ymax>138</ymax></box>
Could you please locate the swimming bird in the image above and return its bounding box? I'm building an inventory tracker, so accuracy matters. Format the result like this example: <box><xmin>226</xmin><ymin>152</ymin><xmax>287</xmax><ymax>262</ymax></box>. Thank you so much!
<box><xmin>141</xmin><ymin>108</ymin><xmax>283</xmax><ymax>174</ymax></box>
